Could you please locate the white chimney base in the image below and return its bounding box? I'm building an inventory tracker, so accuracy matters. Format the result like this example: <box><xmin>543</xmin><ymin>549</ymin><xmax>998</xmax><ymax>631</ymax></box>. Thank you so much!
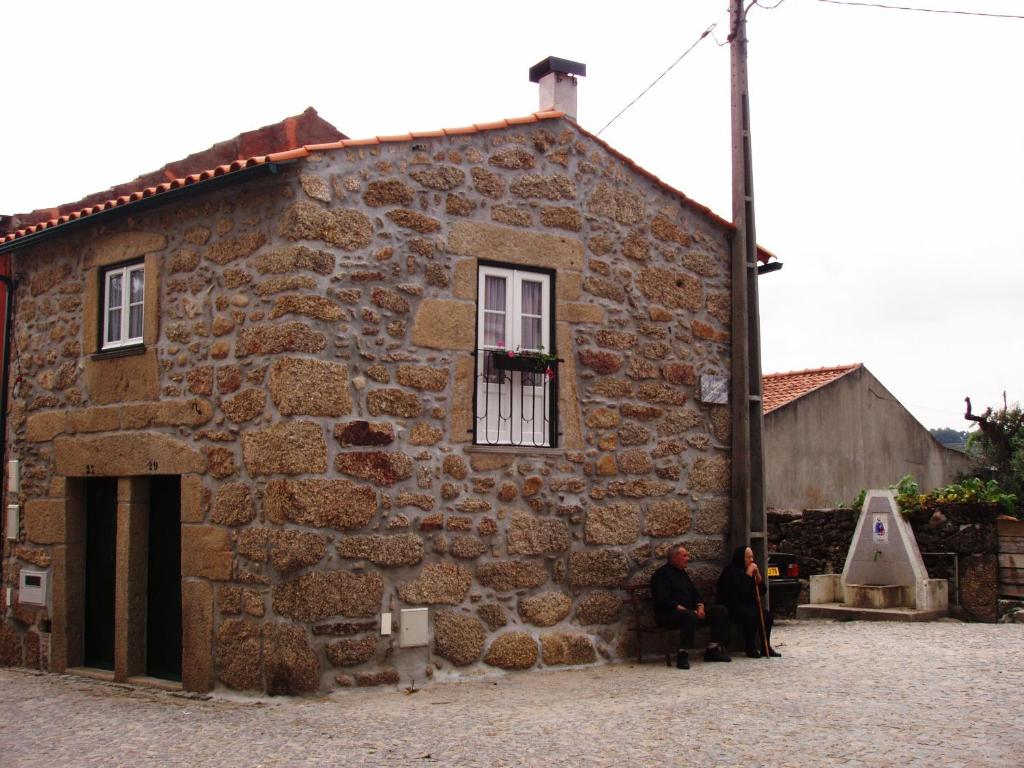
<box><xmin>529</xmin><ymin>57</ymin><xmax>586</xmax><ymax>122</ymax></box>
<box><xmin>539</xmin><ymin>72</ymin><xmax>578</xmax><ymax>121</ymax></box>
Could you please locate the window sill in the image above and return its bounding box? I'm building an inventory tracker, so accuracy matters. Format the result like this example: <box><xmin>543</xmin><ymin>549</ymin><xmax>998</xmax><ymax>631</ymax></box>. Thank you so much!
<box><xmin>92</xmin><ymin>344</ymin><xmax>146</xmax><ymax>361</ymax></box>
<box><xmin>466</xmin><ymin>444</ymin><xmax>564</xmax><ymax>458</ymax></box>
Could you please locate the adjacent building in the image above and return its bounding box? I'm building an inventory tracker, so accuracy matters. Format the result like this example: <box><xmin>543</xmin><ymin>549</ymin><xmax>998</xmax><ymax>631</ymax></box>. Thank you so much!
<box><xmin>763</xmin><ymin>364</ymin><xmax>972</xmax><ymax>510</ymax></box>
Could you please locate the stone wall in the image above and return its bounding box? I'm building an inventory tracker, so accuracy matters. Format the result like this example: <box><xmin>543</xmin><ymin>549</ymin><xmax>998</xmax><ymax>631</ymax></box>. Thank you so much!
<box><xmin>1</xmin><ymin>116</ymin><xmax>735</xmax><ymax>692</ymax></box>
<box><xmin>769</xmin><ymin>504</ymin><xmax>1001</xmax><ymax>622</ymax></box>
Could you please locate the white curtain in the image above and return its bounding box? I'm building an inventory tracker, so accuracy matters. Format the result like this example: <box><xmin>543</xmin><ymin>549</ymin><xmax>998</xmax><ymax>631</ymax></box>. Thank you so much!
<box><xmin>128</xmin><ymin>269</ymin><xmax>144</xmax><ymax>339</ymax></box>
<box><xmin>521</xmin><ymin>280</ymin><xmax>542</xmax><ymax>350</ymax></box>
<box><xmin>107</xmin><ymin>273</ymin><xmax>123</xmax><ymax>343</ymax></box>
<box><xmin>483</xmin><ymin>275</ymin><xmax>506</xmax><ymax>347</ymax></box>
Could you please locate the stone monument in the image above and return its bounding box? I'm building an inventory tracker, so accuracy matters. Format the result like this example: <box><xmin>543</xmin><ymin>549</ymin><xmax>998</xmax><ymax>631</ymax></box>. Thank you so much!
<box><xmin>799</xmin><ymin>490</ymin><xmax>948</xmax><ymax>620</ymax></box>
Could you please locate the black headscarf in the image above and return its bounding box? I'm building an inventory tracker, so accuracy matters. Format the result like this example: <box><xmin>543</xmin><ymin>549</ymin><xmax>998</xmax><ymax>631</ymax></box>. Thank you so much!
<box><xmin>717</xmin><ymin>545</ymin><xmax>762</xmax><ymax>608</ymax></box>
<box><xmin>730</xmin><ymin>545</ymin><xmax>747</xmax><ymax>569</ymax></box>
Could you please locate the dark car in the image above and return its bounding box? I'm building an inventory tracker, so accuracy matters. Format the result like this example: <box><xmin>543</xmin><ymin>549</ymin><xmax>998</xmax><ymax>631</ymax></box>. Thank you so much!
<box><xmin>767</xmin><ymin>552</ymin><xmax>801</xmax><ymax>608</ymax></box>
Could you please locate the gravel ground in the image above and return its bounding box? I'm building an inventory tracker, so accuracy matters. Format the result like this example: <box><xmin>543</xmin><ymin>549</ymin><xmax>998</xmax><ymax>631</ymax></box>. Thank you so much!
<box><xmin>1</xmin><ymin>619</ymin><xmax>1022</xmax><ymax>767</ymax></box>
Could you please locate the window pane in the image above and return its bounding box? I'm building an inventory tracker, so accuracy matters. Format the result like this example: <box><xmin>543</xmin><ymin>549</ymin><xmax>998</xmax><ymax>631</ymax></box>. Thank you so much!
<box><xmin>107</xmin><ymin>274</ymin><xmax>123</xmax><ymax>311</ymax></box>
<box><xmin>484</xmin><ymin>276</ymin><xmax>506</xmax><ymax>312</ymax></box>
<box><xmin>522</xmin><ymin>316</ymin><xmax>541</xmax><ymax>349</ymax></box>
<box><xmin>484</xmin><ymin>312</ymin><xmax>505</xmax><ymax>347</ymax></box>
<box><xmin>107</xmin><ymin>308</ymin><xmax>122</xmax><ymax>343</ymax></box>
<box><xmin>521</xmin><ymin>280</ymin><xmax>542</xmax><ymax>315</ymax></box>
<box><xmin>128</xmin><ymin>305</ymin><xmax>143</xmax><ymax>340</ymax></box>
<box><xmin>129</xmin><ymin>268</ymin><xmax>144</xmax><ymax>303</ymax></box>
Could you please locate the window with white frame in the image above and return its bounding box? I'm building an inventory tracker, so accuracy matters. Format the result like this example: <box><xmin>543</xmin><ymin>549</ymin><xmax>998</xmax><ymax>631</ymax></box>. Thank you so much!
<box><xmin>102</xmin><ymin>263</ymin><xmax>145</xmax><ymax>350</ymax></box>
<box><xmin>475</xmin><ymin>264</ymin><xmax>555</xmax><ymax>447</ymax></box>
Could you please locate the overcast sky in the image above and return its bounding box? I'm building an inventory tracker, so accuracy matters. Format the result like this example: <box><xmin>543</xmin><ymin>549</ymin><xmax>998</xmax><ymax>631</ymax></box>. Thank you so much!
<box><xmin>2</xmin><ymin>0</ymin><xmax>1020</xmax><ymax>430</ymax></box>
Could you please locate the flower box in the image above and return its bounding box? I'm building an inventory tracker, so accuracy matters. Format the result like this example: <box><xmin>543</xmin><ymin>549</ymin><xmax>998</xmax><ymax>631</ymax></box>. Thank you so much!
<box><xmin>491</xmin><ymin>353</ymin><xmax>551</xmax><ymax>374</ymax></box>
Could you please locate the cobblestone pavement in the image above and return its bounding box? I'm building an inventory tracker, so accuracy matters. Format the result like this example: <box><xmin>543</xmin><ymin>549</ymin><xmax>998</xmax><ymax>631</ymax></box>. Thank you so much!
<box><xmin>1</xmin><ymin>619</ymin><xmax>1022</xmax><ymax>767</ymax></box>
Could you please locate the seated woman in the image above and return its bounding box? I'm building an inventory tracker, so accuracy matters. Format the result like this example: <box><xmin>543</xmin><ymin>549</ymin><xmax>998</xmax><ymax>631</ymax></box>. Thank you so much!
<box><xmin>715</xmin><ymin>546</ymin><xmax>781</xmax><ymax>658</ymax></box>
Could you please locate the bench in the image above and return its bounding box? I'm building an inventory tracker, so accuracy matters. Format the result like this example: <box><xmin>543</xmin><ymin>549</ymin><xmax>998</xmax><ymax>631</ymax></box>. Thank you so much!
<box><xmin>623</xmin><ymin>584</ymin><xmax>673</xmax><ymax>666</ymax></box>
<box><xmin>624</xmin><ymin>583</ymin><xmax>747</xmax><ymax>664</ymax></box>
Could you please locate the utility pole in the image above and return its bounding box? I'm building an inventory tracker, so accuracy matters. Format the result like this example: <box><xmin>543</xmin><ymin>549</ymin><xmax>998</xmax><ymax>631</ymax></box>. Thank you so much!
<box><xmin>729</xmin><ymin>0</ymin><xmax>768</xmax><ymax>578</ymax></box>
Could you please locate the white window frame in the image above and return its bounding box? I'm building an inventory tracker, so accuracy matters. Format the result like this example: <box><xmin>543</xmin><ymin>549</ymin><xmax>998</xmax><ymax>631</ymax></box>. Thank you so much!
<box><xmin>475</xmin><ymin>265</ymin><xmax>554</xmax><ymax>446</ymax></box>
<box><xmin>101</xmin><ymin>263</ymin><xmax>145</xmax><ymax>350</ymax></box>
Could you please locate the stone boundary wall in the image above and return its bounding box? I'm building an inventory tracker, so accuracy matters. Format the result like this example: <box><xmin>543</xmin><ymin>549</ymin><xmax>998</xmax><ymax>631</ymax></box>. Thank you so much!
<box><xmin>769</xmin><ymin>504</ymin><xmax>1001</xmax><ymax>621</ymax></box>
<box><xmin>1</xmin><ymin>117</ymin><xmax>737</xmax><ymax>691</ymax></box>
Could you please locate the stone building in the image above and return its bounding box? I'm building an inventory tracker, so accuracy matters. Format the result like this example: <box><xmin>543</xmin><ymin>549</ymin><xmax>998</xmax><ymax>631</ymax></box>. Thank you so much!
<box><xmin>0</xmin><ymin>95</ymin><xmax>767</xmax><ymax>693</ymax></box>
<box><xmin>763</xmin><ymin>364</ymin><xmax>973</xmax><ymax>510</ymax></box>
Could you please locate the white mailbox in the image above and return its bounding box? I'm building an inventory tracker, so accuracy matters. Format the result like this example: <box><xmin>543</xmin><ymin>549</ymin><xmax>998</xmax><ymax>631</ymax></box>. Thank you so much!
<box><xmin>19</xmin><ymin>570</ymin><xmax>47</xmax><ymax>606</ymax></box>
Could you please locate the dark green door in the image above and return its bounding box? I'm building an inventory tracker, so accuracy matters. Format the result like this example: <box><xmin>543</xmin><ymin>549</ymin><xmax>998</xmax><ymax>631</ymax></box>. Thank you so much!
<box><xmin>146</xmin><ymin>476</ymin><xmax>182</xmax><ymax>681</ymax></box>
<box><xmin>84</xmin><ymin>478</ymin><xmax>117</xmax><ymax>670</ymax></box>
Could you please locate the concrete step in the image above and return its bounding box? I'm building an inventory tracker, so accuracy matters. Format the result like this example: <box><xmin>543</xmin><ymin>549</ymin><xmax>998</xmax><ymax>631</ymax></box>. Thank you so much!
<box><xmin>796</xmin><ymin>602</ymin><xmax>947</xmax><ymax>622</ymax></box>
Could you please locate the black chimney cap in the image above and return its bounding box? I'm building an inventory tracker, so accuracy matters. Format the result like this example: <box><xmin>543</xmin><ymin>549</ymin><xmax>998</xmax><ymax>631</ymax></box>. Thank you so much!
<box><xmin>529</xmin><ymin>57</ymin><xmax>586</xmax><ymax>84</ymax></box>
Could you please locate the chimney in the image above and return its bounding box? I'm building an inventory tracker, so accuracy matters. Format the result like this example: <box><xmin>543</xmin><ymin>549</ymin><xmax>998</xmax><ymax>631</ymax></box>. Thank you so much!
<box><xmin>529</xmin><ymin>56</ymin><xmax>586</xmax><ymax>122</ymax></box>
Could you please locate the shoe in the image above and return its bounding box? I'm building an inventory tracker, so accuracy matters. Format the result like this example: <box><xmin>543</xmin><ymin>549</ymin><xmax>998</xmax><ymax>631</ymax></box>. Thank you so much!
<box><xmin>676</xmin><ymin>651</ymin><xmax>690</xmax><ymax>670</ymax></box>
<box><xmin>767</xmin><ymin>647</ymin><xmax>782</xmax><ymax>658</ymax></box>
<box><xmin>704</xmin><ymin>647</ymin><xmax>732</xmax><ymax>663</ymax></box>
<box><xmin>745</xmin><ymin>648</ymin><xmax>762</xmax><ymax>658</ymax></box>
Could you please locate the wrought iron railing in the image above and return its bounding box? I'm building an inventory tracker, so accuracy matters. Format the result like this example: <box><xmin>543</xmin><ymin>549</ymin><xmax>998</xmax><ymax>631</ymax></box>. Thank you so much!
<box><xmin>473</xmin><ymin>349</ymin><xmax>559</xmax><ymax>447</ymax></box>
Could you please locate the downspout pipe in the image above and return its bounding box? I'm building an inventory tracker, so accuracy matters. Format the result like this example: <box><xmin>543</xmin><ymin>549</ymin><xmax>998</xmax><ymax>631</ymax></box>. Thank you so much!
<box><xmin>0</xmin><ymin>273</ymin><xmax>15</xmax><ymax>600</ymax></box>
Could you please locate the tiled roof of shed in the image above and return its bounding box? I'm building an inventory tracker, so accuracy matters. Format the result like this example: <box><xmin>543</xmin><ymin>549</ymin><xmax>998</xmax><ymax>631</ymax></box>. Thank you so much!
<box><xmin>762</xmin><ymin>364</ymin><xmax>862</xmax><ymax>414</ymax></box>
<box><xmin>0</xmin><ymin>109</ymin><xmax>774</xmax><ymax>264</ymax></box>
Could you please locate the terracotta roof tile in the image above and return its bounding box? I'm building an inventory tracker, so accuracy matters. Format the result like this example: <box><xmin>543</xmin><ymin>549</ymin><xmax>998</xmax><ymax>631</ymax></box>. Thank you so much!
<box><xmin>473</xmin><ymin>120</ymin><xmax>511</xmax><ymax>131</ymax></box>
<box><xmin>762</xmin><ymin>364</ymin><xmax>862</xmax><ymax>414</ymax></box>
<box><xmin>504</xmin><ymin>114</ymin><xmax>539</xmax><ymax>125</ymax></box>
<box><xmin>1</xmin><ymin>109</ymin><xmax>774</xmax><ymax>261</ymax></box>
<box><xmin>442</xmin><ymin>125</ymin><xmax>479</xmax><ymax>136</ymax></box>
<box><xmin>265</xmin><ymin>148</ymin><xmax>310</xmax><ymax>162</ymax></box>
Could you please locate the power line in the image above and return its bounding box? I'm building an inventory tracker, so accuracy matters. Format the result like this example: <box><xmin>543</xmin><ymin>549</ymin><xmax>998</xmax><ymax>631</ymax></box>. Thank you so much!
<box><xmin>816</xmin><ymin>0</ymin><xmax>1024</xmax><ymax>20</ymax></box>
<box><xmin>596</xmin><ymin>20</ymin><xmax>720</xmax><ymax>136</ymax></box>
<box><xmin>597</xmin><ymin>0</ymin><xmax>790</xmax><ymax>136</ymax></box>
<box><xmin>598</xmin><ymin>0</ymin><xmax>1020</xmax><ymax>137</ymax></box>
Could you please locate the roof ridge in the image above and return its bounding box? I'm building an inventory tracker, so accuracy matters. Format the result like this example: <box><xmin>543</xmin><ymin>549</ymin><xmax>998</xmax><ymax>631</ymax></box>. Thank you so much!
<box><xmin>0</xmin><ymin>111</ymin><xmax>565</xmax><ymax>246</ymax></box>
<box><xmin>762</xmin><ymin>364</ymin><xmax>863</xmax><ymax>415</ymax></box>
<box><xmin>2</xmin><ymin>108</ymin><xmax>771</xmax><ymax>261</ymax></box>
<box><xmin>764</xmin><ymin>363</ymin><xmax>862</xmax><ymax>379</ymax></box>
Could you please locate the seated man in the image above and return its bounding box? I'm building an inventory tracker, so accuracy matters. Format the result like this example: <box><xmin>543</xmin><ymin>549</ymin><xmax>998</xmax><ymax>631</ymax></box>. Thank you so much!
<box><xmin>650</xmin><ymin>544</ymin><xmax>732</xmax><ymax>669</ymax></box>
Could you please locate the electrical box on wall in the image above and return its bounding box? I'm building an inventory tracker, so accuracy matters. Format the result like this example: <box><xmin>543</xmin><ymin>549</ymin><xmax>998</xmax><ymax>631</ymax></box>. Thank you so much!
<box><xmin>7</xmin><ymin>459</ymin><xmax>20</xmax><ymax>494</ymax></box>
<box><xmin>5</xmin><ymin>504</ymin><xmax>18</xmax><ymax>540</ymax></box>
<box><xmin>19</xmin><ymin>570</ymin><xmax>47</xmax><ymax>606</ymax></box>
<box><xmin>399</xmin><ymin>607</ymin><xmax>429</xmax><ymax>647</ymax></box>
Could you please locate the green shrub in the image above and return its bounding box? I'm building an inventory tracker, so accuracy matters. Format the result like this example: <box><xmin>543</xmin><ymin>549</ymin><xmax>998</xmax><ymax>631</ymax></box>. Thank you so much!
<box><xmin>891</xmin><ymin>474</ymin><xmax>1016</xmax><ymax>517</ymax></box>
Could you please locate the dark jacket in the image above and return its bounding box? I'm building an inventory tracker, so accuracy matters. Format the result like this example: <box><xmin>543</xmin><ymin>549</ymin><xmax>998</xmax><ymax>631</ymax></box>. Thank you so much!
<box><xmin>715</xmin><ymin>546</ymin><xmax>766</xmax><ymax>611</ymax></box>
<box><xmin>651</xmin><ymin>562</ymin><xmax>703</xmax><ymax>619</ymax></box>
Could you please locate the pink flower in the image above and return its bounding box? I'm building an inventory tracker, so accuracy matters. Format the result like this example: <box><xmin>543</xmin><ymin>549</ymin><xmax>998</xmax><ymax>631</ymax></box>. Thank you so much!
<box><xmin>507</xmin><ymin>351</ymin><xmax>516</xmax><ymax>358</ymax></box>
<box><xmin>496</xmin><ymin>340</ymin><xmax>505</xmax><ymax>349</ymax></box>
<box><xmin>545</xmin><ymin>367</ymin><xmax>555</xmax><ymax>380</ymax></box>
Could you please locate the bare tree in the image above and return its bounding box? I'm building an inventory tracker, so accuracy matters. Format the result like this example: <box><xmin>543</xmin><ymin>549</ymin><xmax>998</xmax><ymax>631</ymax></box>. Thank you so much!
<box><xmin>965</xmin><ymin>392</ymin><xmax>1023</xmax><ymax>491</ymax></box>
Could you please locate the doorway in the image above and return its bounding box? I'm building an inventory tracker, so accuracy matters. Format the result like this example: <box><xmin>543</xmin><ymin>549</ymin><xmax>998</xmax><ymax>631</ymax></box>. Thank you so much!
<box><xmin>83</xmin><ymin>478</ymin><xmax>117</xmax><ymax>671</ymax></box>
<box><xmin>146</xmin><ymin>476</ymin><xmax>182</xmax><ymax>681</ymax></box>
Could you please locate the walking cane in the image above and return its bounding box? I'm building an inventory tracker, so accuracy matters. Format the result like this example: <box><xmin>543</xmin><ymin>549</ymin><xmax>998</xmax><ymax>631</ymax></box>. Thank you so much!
<box><xmin>753</xmin><ymin>572</ymin><xmax>771</xmax><ymax>657</ymax></box>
